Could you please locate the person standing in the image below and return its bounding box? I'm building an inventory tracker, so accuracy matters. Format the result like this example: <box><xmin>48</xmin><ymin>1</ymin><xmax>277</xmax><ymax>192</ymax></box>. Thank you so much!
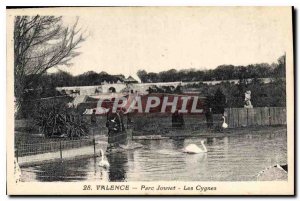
<box><xmin>106</xmin><ymin>108</ymin><xmax>126</xmax><ymax>150</ymax></box>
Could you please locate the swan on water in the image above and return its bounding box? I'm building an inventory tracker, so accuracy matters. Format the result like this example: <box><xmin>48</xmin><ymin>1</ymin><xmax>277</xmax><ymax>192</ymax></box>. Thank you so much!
<box><xmin>98</xmin><ymin>149</ymin><xmax>110</xmax><ymax>168</ymax></box>
<box><xmin>222</xmin><ymin>116</ymin><xmax>228</xmax><ymax>129</ymax></box>
<box><xmin>183</xmin><ymin>140</ymin><xmax>207</xmax><ymax>154</ymax></box>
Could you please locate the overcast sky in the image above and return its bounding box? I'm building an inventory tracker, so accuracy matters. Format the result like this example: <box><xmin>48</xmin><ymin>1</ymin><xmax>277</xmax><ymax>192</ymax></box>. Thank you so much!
<box><xmin>48</xmin><ymin>7</ymin><xmax>291</xmax><ymax>80</ymax></box>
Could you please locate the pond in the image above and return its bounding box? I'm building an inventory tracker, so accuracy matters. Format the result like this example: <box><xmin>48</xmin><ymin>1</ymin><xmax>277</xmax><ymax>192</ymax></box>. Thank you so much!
<box><xmin>21</xmin><ymin>130</ymin><xmax>287</xmax><ymax>182</ymax></box>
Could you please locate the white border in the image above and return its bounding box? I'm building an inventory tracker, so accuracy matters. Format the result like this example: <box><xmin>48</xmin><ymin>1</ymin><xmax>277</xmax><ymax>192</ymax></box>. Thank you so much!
<box><xmin>1</xmin><ymin>0</ymin><xmax>299</xmax><ymax>200</ymax></box>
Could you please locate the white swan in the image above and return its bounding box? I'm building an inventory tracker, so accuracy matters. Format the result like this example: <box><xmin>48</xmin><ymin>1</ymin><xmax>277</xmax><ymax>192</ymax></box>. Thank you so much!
<box><xmin>183</xmin><ymin>140</ymin><xmax>207</xmax><ymax>154</ymax></box>
<box><xmin>98</xmin><ymin>149</ymin><xmax>110</xmax><ymax>168</ymax></box>
<box><xmin>222</xmin><ymin>116</ymin><xmax>228</xmax><ymax>129</ymax></box>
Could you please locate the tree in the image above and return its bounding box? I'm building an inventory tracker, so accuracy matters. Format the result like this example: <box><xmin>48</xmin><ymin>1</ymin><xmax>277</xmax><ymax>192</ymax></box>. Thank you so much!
<box><xmin>34</xmin><ymin>98</ymin><xmax>89</xmax><ymax>138</ymax></box>
<box><xmin>14</xmin><ymin>15</ymin><xmax>85</xmax><ymax>117</ymax></box>
<box><xmin>212</xmin><ymin>88</ymin><xmax>226</xmax><ymax>114</ymax></box>
<box><xmin>137</xmin><ymin>70</ymin><xmax>148</xmax><ymax>83</ymax></box>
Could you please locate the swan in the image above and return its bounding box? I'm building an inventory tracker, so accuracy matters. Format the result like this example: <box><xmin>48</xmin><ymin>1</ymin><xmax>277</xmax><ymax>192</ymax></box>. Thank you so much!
<box><xmin>98</xmin><ymin>149</ymin><xmax>110</xmax><ymax>168</ymax></box>
<box><xmin>222</xmin><ymin>116</ymin><xmax>228</xmax><ymax>129</ymax></box>
<box><xmin>183</xmin><ymin>140</ymin><xmax>207</xmax><ymax>154</ymax></box>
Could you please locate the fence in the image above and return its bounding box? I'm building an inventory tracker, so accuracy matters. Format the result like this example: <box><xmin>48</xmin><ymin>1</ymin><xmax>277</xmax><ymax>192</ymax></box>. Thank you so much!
<box><xmin>15</xmin><ymin>127</ymin><xmax>133</xmax><ymax>166</ymax></box>
<box><xmin>15</xmin><ymin>127</ymin><xmax>97</xmax><ymax>164</ymax></box>
<box><xmin>98</xmin><ymin>107</ymin><xmax>287</xmax><ymax>133</ymax></box>
<box><xmin>225</xmin><ymin>107</ymin><xmax>286</xmax><ymax>128</ymax></box>
<box><xmin>15</xmin><ymin>138</ymin><xmax>94</xmax><ymax>157</ymax></box>
<box><xmin>15</xmin><ymin>137</ymin><xmax>98</xmax><ymax>166</ymax></box>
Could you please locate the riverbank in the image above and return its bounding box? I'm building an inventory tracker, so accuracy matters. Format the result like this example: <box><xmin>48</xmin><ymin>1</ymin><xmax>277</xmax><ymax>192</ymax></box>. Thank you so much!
<box><xmin>133</xmin><ymin>125</ymin><xmax>286</xmax><ymax>139</ymax></box>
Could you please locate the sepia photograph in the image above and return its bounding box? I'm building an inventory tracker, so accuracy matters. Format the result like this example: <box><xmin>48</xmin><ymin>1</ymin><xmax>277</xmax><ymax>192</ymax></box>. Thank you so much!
<box><xmin>6</xmin><ymin>6</ymin><xmax>294</xmax><ymax>195</ymax></box>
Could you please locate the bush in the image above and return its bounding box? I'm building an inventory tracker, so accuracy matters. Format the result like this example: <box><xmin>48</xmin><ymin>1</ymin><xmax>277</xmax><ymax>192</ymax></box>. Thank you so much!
<box><xmin>33</xmin><ymin>98</ymin><xmax>89</xmax><ymax>138</ymax></box>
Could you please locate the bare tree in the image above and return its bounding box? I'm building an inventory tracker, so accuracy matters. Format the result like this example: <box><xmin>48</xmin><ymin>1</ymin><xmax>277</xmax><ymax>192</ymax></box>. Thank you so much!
<box><xmin>14</xmin><ymin>15</ymin><xmax>85</xmax><ymax>115</ymax></box>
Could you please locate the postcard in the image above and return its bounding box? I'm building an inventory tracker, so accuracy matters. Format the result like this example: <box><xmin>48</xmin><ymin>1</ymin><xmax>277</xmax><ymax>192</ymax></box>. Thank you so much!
<box><xmin>7</xmin><ymin>6</ymin><xmax>294</xmax><ymax>195</ymax></box>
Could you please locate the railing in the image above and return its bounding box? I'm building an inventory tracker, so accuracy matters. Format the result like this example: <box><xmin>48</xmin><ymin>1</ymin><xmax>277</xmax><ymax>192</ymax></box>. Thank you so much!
<box><xmin>14</xmin><ymin>127</ymin><xmax>134</xmax><ymax>165</ymax></box>
<box><xmin>15</xmin><ymin>138</ymin><xmax>98</xmax><ymax>166</ymax></box>
<box><xmin>15</xmin><ymin>138</ymin><xmax>94</xmax><ymax>158</ymax></box>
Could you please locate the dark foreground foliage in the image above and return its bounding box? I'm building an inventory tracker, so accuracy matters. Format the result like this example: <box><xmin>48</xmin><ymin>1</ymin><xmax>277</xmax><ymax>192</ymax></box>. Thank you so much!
<box><xmin>32</xmin><ymin>98</ymin><xmax>89</xmax><ymax>138</ymax></box>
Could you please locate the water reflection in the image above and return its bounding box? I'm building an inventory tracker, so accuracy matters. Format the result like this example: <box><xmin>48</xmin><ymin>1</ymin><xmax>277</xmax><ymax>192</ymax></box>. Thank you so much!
<box><xmin>107</xmin><ymin>151</ymin><xmax>128</xmax><ymax>182</ymax></box>
<box><xmin>34</xmin><ymin>159</ymin><xmax>89</xmax><ymax>182</ymax></box>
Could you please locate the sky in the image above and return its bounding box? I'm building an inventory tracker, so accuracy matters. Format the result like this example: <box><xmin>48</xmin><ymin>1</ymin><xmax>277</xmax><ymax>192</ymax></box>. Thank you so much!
<box><xmin>48</xmin><ymin>7</ymin><xmax>292</xmax><ymax>81</ymax></box>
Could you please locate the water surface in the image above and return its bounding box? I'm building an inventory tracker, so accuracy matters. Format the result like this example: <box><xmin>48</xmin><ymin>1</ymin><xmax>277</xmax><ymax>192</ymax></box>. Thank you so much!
<box><xmin>21</xmin><ymin>131</ymin><xmax>287</xmax><ymax>182</ymax></box>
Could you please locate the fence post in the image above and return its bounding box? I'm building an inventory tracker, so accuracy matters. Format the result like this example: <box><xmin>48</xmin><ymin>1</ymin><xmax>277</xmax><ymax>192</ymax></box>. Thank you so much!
<box><xmin>237</xmin><ymin>109</ymin><xmax>240</xmax><ymax>127</ymax></box>
<box><xmin>246</xmin><ymin>108</ymin><xmax>249</xmax><ymax>126</ymax></box>
<box><xmin>59</xmin><ymin>141</ymin><xmax>62</xmax><ymax>160</ymax></box>
<box><xmin>92</xmin><ymin>128</ymin><xmax>96</xmax><ymax>157</ymax></box>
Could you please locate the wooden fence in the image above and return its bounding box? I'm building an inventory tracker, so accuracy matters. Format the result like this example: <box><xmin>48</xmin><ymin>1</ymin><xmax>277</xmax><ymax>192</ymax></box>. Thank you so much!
<box><xmin>225</xmin><ymin>107</ymin><xmax>286</xmax><ymax>128</ymax></box>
